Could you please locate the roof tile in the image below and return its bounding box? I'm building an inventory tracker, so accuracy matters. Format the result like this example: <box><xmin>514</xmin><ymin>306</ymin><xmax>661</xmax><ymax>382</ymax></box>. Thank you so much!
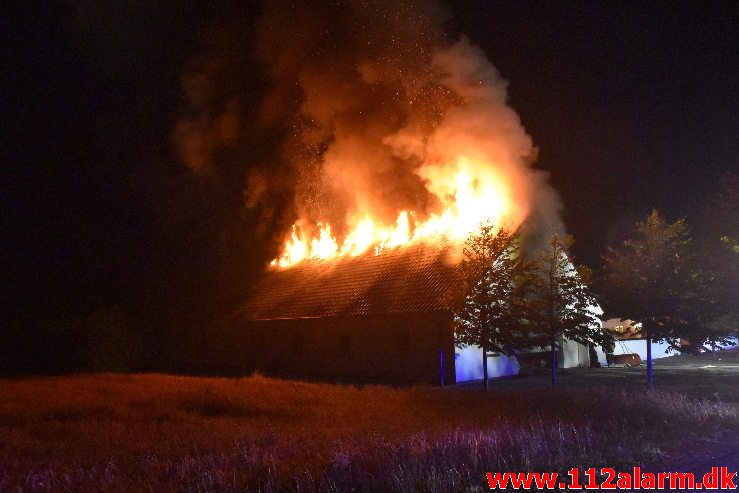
<box><xmin>238</xmin><ymin>243</ymin><xmax>459</xmax><ymax>320</ymax></box>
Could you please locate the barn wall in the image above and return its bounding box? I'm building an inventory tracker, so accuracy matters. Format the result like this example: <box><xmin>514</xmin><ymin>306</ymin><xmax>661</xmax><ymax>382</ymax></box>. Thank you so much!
<box><xmin>454</xmin><ymin>345</ymin><xmax>519</xmax><ymax>382</ymax></box>
<box><xmin>230</xmin><ymin>312</ymin><xmax>456</xmax><ymax>385</ymax></box>
<box><xmin>561</xmin><ymin>339</ymin><xmax>590</xmax><ymax>368</ymax></box>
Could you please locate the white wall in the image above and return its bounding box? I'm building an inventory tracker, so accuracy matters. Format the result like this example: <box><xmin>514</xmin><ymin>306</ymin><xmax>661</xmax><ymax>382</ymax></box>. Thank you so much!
<box><xmin>614</xmin><ymin>339</ymin><xmax>672</xmax><ymax>360</ymax></box>
<box><xmin>594</xmin><ymin>345</ymin><xmax>608</xmax><ymax>366</ymax></box>
<box><xmin>594</xmin><ymin>339</ymin><xmax>674</xmax><ymax>365</ymax></box>
<box><xmin>454</xmin><ymin>344</ymin><xmax>519</xmax><ymax>382</ymax></box>
<box><xmin>598</xmin><ymin>318</ymin><xmax>673</xmax><ymax>364</ymax></box>
<box><xmin>561</xmin><ymin>339</ymin><xmax>590</xmax><ymax>368</ymax></box>
<box><xmin>454</xmin><ymin>338</ymin><xmax>592</xmax><ymax>382</ymax></box>
<box><xmin>596</xmin><ymin>337</ymin><xmax>738</xmax><ymax>366</ymax></box>
<box><xmin>716</xmin><ymin>336</ymin><xmax>739</xmax><ymax>349</ymax></box>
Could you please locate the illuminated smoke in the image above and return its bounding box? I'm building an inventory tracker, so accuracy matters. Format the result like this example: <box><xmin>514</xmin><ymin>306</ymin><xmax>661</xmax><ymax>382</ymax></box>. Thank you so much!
<box><xmin>175</xmin><ymin>0</ymin><xmax>563</xmax><ymax>267</ymax></box>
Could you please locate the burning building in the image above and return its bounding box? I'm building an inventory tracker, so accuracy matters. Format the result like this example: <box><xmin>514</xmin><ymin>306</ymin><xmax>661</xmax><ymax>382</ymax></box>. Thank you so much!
<box><xmin>232</xmin><ymin>244</ymin><xmax>457</xmax><ymax>384</ymax></box>
<box><xmin>179</xmin><ymin>2</ymin><xmax>589</xmax><ymax>382</ymax></box>
<box><xmin>230</xmin><ymin>241</ymin><xmax>590</xmax><ymax>385</ymax></box>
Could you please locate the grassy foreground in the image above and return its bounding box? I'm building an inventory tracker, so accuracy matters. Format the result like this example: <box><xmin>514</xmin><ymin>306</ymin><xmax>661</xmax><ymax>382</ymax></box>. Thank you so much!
<box><xmin>0</xmin><ymin>373</ymin><xmax>736</xmax><ymax>492</ymax></box>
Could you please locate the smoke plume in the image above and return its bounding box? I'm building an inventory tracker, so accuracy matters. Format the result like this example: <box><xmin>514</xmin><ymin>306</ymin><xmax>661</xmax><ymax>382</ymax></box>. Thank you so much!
<box><xmin>175</xmin><ymin>0</ymin><xmax>562</xmax><ymax>263</ymax></box>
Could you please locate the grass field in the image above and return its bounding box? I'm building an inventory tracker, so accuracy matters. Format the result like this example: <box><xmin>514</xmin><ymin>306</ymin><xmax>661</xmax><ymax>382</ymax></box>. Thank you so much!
<box><xmin>0</xmin><ymin>369</ymin><xmax>737</xmax><ymax>492</ymax></box>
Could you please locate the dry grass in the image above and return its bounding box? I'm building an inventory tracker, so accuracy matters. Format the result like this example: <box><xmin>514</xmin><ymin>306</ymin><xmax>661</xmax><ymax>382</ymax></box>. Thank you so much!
<box><xmin>0</xmin><ymin>373</ymin><xmax>735</xmax><ymax>492</ymax></box>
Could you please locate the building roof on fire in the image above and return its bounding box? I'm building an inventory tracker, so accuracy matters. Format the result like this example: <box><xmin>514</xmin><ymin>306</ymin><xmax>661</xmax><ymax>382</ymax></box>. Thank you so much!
<box><xmin>236</xmin><ymin>243</ymin><xmax>459</xmax><ymax>321</ymax></box>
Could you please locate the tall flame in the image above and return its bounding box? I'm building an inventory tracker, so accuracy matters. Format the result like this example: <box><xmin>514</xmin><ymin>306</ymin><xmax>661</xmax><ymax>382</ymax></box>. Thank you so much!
<box><xmin>271</xmin><ymin>156</ymin><xmax>514</xmax><ymax>267</ymax></box>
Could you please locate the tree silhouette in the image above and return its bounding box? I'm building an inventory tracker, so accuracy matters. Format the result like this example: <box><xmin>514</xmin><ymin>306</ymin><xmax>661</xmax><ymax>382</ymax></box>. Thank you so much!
<box><xmin>528</xmin><ymin>234</ymin><xmax>608</xmax><ymax>386</ymax></box>
<box><xmin>601</xmin><ymin>210</ymin><xmax>732</xmax><ymax>386</ymax></box>
<box><xmin>450</xmin><ymin>222</ymin><xmax>531</xmax><ymax>390</ymax></box>
<box><xmin>698</xmin><ymin>171</ymin><xmax>739</xmax><ymax>334</ymax></box>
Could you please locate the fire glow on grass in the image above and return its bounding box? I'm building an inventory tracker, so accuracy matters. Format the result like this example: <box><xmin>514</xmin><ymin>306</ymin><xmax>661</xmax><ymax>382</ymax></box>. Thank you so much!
<box><xmin>271</xmin><ymin>156</ymin><xmax>513</xmax><ymax>267</ymax></box>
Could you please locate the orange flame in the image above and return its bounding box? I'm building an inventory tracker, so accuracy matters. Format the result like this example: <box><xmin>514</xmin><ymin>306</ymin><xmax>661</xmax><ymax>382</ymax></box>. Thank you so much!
<box><xmin>271</xmin><ymin>156</ymin><xmax>515</xmax><ymax>267</ymax></box>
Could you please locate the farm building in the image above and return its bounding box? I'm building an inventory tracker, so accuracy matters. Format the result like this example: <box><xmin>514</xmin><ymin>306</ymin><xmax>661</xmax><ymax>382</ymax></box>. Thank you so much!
<box><xmin>230</xmin><ymin>243</ymin><xmax>590</xmax><ymax>385</ymax></box>
<box><xmin>594</xmin><ymin>319</ymin><xmax>739</xmax><ymax>365</ymax></box>
<box><xmin>595</xmin><ymin>319</ymin><xmax>673</xmax><ymax>365</ymax></box>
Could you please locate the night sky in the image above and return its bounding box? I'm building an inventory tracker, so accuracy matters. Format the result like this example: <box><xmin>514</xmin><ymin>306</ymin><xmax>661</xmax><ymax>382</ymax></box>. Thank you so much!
<box><xmin>3</xmin><ymin>1</ymin><xmax>737</xmax><ymax>373</ymax></box>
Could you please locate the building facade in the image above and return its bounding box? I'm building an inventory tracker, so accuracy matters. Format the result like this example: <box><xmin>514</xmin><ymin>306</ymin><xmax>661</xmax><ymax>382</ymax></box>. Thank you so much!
<box><xmin>230</xmin><ymin>244</ymin><xmax>590</xmax><ymax>385</ymax></box>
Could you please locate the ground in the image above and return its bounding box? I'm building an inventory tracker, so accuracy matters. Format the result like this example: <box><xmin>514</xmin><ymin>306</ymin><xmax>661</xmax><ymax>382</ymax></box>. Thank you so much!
<box><xmin>0</xmin><ymin>349</ymin><xmax>737</xmax><ymax>492</ymax></box>
<box><xmin>462</xmin><ymin>349</ymin><xmax>739</xmax><ymax>491</ymax></box>
<box><xmin>464</xmin><ymin>347</ymin><xmax>739</xmax><ymax>405</ymax></box>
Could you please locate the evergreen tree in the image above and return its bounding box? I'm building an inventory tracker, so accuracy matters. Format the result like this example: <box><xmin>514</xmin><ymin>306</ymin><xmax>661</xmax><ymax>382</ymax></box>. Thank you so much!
<box><xmin>697</xmin><ymin>172</ymin><xmax>739</xmax><ymax>335</ymax></box>
<box><xmin>600</xmin><ymin>210</ymin><xmax>732</xmax><ymax>386</ymax></box>
<box><xmin>450</xmin><ymin>222</ymin><xmax>531</xmax><ymax>390</ymax></box>
<box><xmin>528</xmin><ymin>234</ymin><xmax>607</xmax><ymax>386</ymax></box>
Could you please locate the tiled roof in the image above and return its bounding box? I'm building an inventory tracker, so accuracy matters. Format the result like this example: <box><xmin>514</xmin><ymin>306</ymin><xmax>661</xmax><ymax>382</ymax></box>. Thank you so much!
<box><xmin>237</xmin><ymin>243</ymin><xmax>460</xmax><ymax>320</ymax></box>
